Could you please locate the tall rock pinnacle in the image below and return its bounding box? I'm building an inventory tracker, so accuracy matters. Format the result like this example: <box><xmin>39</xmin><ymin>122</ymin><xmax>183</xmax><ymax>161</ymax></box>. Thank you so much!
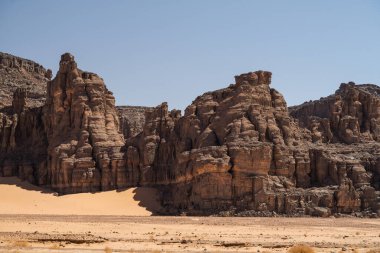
<box><xmin>44</xmin><ymin>53</ymin><xmax>126</xmax><ymax>193</ymax></box>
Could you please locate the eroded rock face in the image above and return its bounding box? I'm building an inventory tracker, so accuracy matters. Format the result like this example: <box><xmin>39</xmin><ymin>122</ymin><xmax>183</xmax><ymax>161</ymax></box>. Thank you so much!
<box><xmin>0</xmin><ymin>52</ymin><xmax>51</xmax><ymax>109</ymax></box>
<box><xmin>161</xmin><ymin>70</ymin><xmax>309</xmax><ymax>212</ymax></box>
<box><xmin>290</xmin><ymin>83</ymin><xmax>380</xmax><ymax>144</ymax></box>
<box><xmin>0</xmin><ymin>53</ymin><xmax>51</xmax><ymax>180</ymax></box>
<box><xmin>0</xmin><ymin>87</ymin><xmax>48</xmax><ymax>185</ymax></box>
<box><xmin>0</xmin><ymin>53</ymin><xmax>127</xmax><ymax>193</ymax></box>
<box><xmin>0</xmin><ymin>53</ymin><xmax>379</xmax><ymax>217</ymax></box>
<box><xmin>43</xmin><ymin>53</ymin><xmax>126</xmax><ymax>193</ymax></box>
<box><xmin>117</xmin><ymin>106</ymin><xmax>154</xmax><ymax>139</ymax></box>
<box><xmin>286</xmin><ymin>83</ymin><xmax>380</xmax><ymax>216</ymax></box>
<box><xmin>125</xmin><ymin>71</ymin><xmax>380</xmax><ymax>216</ymax></box>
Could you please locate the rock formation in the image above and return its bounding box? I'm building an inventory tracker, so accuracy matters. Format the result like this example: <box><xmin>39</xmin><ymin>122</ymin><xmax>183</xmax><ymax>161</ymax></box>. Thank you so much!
<box><xmin>0</xmin><ymin>53</ymin><xmax>50</xmax><ymax>183</ymax></box>
<box><xmin>43</xmin><ymin>53</ymin><xmax>126</xmax><ymax>193</ymax></box>
<box><xmin>1</xmin><ymin>53</ymin><xmax>127</xmax><ymax>193</ymax></box>
<box><xmin>0</xmin><ymin>87</ymin><xmax>48</xmax><ymax>185</ymax></box>
<box><xmin>0</xmin><ymin>52</ymin><xmax>51</xmax><ymax>109</ymax></box>
<box><xmin>290</xmin><ymin>83</ymin><xmax>380</xmax><ymax>144</ymax></box>
<box><xmin>0</xmin><ymin>52</ymin><xmax>379</xmax><ymax>217</ymax></box>
<box><xmin>117</xmin><ymin>106</ymin><xmax>154</xmax><ymax>139</ymax></box>
<box><xmin>123</xmin><ymin>71</ymin><xmax>379</xmax><ymax>216</ymax></box>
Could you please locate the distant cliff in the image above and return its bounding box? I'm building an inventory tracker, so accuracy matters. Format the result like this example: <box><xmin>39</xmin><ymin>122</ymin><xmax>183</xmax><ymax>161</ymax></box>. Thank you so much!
<box><xmin>0</xmin><ymin>52</ymin><xmax>51</xmax><ymax>109</ymax></box>
<box><xmin>0</xmin><ymin>52</ymin><xmax>379</xmax><ymax>217</ymax></box>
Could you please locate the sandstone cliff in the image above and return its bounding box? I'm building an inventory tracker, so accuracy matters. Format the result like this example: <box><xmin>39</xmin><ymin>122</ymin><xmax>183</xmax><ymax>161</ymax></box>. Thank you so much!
<box><xmin>0</xmin><ymin>103</ymin><xmax>47</xmax><ymax>185</ymax></box>
<box><xmin>0</xmin><ymin>53</ymin><xmax>379</xmax><ymax>217</ymax></box>
<box><xmin>0</xmin><ymin>52</ymin><xmax>51</xmax><ymax>109</ymax></box>
<box><xmin>0</xmin><ymin>53</ymin><xmax>127</xmax><ymax>193</ymax></box>
<box><xmin>124</xmin><ymin>71</ymin><xmax>379</xmax><ymax>216</ymax></box>
<box><xmin>117</xmin><ymin>106</ymin><xmax>154</xmax><ymax>139</ymax></box>
<box><xmin>290</xmin><ymin>83</ymin><xmax>380</xmax><ymax>144</ymax></box>
<box><xmin>0</xmin><ymin>53</ymin><xmax>51</xmax><ymax>181</ymax></box>
<box><xmin>43</xmin><ymin>53</ymin><xmax>126</xmax><ymax>193</ymax></box>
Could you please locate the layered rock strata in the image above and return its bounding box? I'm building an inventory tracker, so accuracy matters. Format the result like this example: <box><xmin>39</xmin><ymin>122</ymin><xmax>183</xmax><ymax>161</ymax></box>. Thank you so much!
<box><xmin>289</xmin><ymin>83</ymin><xmax>380</xmax><ymax>144</ymax></box>
<box><xmin>124</xmin><ymin>72</ymin><xmax>379</xmax><ymax>216</ymax></box>
<box><xmin>43</xmin><ymin>53</ymin><xmax>126</xmax><ymax>193</ymax></box>
<box><xmin>1</xmin><ymin>53</ymin><xmax>126</xmax><ymax>193</ymax></box>
<box><xmin>0</xmin><ymin>52</ymin><xmax>379</xmax><ymax>216</ymax></box>
<box><xmin>0</xmin><ymin>87</ymin><xmax>48</xmax><ymax>185</ymax></box>
<box><xmin>0</xmin><ymin>53</ymin><xmax>51</xmax><ymax>181</ymax></box>
<box><xmin>117</xmin><ymin>106</ymin><xmax>154</xmax><ymax>139</ymax></box>
<box><xmin>0</xmin><ymin>52</ymin><xmax>51</xmax><ymax>109</ymax></box>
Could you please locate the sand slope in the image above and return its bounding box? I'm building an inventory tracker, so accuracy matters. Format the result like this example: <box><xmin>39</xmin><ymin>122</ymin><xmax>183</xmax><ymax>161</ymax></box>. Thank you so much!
<box><xmin>0</xmin><ymin>177</ymin><xmax>161</xmax><ymax>215</ymax></box>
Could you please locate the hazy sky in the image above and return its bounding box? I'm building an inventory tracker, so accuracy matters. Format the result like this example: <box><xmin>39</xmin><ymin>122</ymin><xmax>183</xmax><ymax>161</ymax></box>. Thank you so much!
<box><xmin>1</xmin><ymin>0</ymin><xmax>379</xmax><ymax>111</ymax></box>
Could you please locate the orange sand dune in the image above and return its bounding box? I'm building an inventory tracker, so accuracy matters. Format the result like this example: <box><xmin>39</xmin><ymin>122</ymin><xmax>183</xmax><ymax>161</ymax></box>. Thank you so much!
<box><xmin>0</xmin><ymin>177</ymin><xmax>161</xmax><ymax>215</ymax></box>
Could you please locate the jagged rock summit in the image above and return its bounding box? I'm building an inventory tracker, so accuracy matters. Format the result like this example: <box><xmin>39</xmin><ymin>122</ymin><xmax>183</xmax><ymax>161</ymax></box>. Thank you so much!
<box><xmin>0</xmin><ymin>53</ymin><xmax>379</xmax><ymax>217</ymax></box>
<box><xmin>44</xmin><ymin>53</ymin><xmax>126</xmax><ymax>193</ymax></box>
<box><xmin>290</xmin><ymin>82</ymin><xmax>380</xmax><ymax>144</ymax></box>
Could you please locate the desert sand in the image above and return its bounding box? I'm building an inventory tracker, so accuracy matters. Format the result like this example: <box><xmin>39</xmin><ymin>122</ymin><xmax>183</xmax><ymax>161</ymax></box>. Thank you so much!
<box><xmin>0</xmin><ymin>215</ymin><xmax>379</xmax><ymax>253</ymax></box>
<box><xmin>0</xmin><ymin>177</ymin><xmax>160</xmax><ymax>216</ymax></box>
<box><xmin>0</xmin><ymin>177</ymin><xmax>379</xmax><ymax>253</ymax></box>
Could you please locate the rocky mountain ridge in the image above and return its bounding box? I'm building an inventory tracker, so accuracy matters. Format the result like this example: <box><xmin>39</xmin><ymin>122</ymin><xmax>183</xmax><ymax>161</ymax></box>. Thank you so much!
<box><xmin>0</xmin><ymin>52</ymin><xmax>51</xmax><ymax>109</ymax></box>
<box><xmin>0</xmin><ymin>52</ymin><xmax>379</xmax><ymax>217</ymax></box>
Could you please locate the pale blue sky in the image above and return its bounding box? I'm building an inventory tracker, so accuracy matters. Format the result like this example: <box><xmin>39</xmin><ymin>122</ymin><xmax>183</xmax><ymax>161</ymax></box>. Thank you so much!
<box><xmin>1</xmin><ymin>0</ymin><xmax>379</xmax><ymax>110</ymax></box>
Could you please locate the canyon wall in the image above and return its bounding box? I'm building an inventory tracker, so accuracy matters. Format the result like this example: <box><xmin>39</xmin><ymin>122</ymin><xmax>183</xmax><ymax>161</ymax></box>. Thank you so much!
<box><xmin>117</xmin><ymin>106</ymin><xmax>154</xmax><ymax>139</ymax></box>
<box><xmin>0</xmin><ymin>52</ymin><xmax>379</xmax><ymax>216</ymax></box>
<box><xmin>289</xmin><ymin>83</ymin><xmax>380</xmax><ymax>144</ymax></box>
<box><xmin>43</xmin><ymin>53</ymin><xmax>126</xmax><ymax>193</ymax></box>
<box><xmin>0</xmin><ymin>52</ymin><xmax>51</xmax><ymax>108</ymax></box>
<box><xmin>125</xmin><ymin>71</ymin><xmax>380</xmax><ymax>216</ymax></box>
<box><xmin>0</xmin><ymin>52</ymin><xmax>49</xmax><ymax>185</ymax></box>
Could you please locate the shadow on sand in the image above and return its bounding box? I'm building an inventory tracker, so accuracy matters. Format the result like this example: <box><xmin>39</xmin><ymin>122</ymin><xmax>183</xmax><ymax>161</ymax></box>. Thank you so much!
<box><xmin>0</xmin><ymin>176</ymin><xmax>54</xmax><ymax>194</ymax></box>
<box><xmin>132</xmin><ymin>187</ymin><xmax>162</xmax><ymax>215</ymax></box>
<box><xmin>0</xmin><ymin>176</ymin><xmax>162</xmax><ymax>215</ymax></box>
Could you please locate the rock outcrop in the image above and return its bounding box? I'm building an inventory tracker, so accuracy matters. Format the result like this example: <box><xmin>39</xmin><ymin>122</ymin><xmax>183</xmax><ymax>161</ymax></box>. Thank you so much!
<box><xmin>0</xmin><ymin>87</ymin><xmax>48</xmax><ymax>185</ymax></box>
<box><xmin>124</xmin><ymin>71</ymin><xmax>379</xmax><ymax>216</ymax></box>
<box><xmin>117</xmin><ymin>106</ymin><xmax>154</xmax><ymax>139</ymax></box>
<box><xmin>290</xmin><ymin>83</ymin><xmax>380</xmax><ymax>144</ymax></box>
<box><xmin>1</xmin><ymin>53</ymin><xmax>127</xmax><ymax>193</ymax></box>
<box><xmin>0</xmin><ymin>53</ymin><xmax>50</xmax><ymax>180</ymax></box>
<box><xmin>0</xmin><ymin>53</ymin><xmax>379</xmax><ymax>217</ymax></box>
<box><xmin>43</xmin><ymin>53</ymin><xmax>126</xmax><ymax>193</ymax></box>
<box><xmin>0</xmin><ymin>52</ymin><xmax>51</xmax><ymax>109</ymax></box>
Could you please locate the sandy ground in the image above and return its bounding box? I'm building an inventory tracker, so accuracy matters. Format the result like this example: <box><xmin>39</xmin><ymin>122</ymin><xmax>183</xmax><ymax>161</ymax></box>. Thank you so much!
<box><xmin>0</xmin><ymin>177</ymin><xmax>160</xmax><ymax>215</ymax></box>
<box><xmin>0</xmin><ymin>215</ymin><xmax>379</xmax><ymax>253</ymax></box>
<box><xmin>0</xmin><ymin>177</ymin><xmax>379</xmax><ymax>253</ymax></box>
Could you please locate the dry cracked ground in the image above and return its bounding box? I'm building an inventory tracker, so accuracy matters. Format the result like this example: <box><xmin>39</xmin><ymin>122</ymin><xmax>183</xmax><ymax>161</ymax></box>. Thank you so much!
<box><xmin>0</xmin><ymin>215</ymin><xmax>379</xmax><ymax>253</ymax></box>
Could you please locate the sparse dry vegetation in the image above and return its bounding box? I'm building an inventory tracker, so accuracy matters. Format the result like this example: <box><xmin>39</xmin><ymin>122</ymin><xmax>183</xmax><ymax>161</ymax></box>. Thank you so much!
<box><xmin>367</xmin><ymin>249</ymin><xmax>380</xmax><ymax>253</ymax></box>
<box><xmin>0</xmin><ymin>216</ymin><xmax>379</xmax><ymax>253</ymax></box>
<box><xmin>10</xmin><ymin>240</ymin><xmax>30</xmax><ymax>248</ymax></box>
<box><xmin>288</xmin><ymin>245</ymin><xmax>315</xmax><ymax>253</ymax></box>
<box><xmin>49</xmin><ymin>243</ymin><xmax>60</xmax><ymax>249</ymax></box>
